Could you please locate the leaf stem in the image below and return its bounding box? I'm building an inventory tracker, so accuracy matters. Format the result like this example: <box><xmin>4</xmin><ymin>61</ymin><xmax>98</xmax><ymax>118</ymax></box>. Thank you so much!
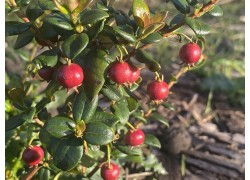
<box><xmin>53</xmin><ymin>171</ymin><xmax>62</xmax><ymax>180</ymax></box>
<box><xmin>28</xmin><ymin>132</ymin><xmax>40</xmax><ymax>146</ymax></box>
<box><xmin>107</xmin><ymin>144</ymin><xmax>111</xmax><ymax>168</ymax></box>
<box><xmin>126</xmin><ymin>122</ymin><xmax>136</xmax><ymax>130</ymax></box>
<box><xmin>116</xmin><ymin>45</ymin><xmax>123</xmax><ymax>62</ymax></box>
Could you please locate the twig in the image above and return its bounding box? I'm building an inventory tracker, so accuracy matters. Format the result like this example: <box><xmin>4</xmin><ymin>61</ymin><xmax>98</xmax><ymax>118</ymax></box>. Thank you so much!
<box><xmin>124</xmin><ymin>172</ymin><xmax>153</xmax><ymax>179</ymax></box>
<box><xmin>34</xmin><ymin>117</ymin><xmax>44</xmax><ymax>127</ymax></box>
<box><xmin>20</xmin><ymin>166</ymin><xmax>42</xmax><ymax>180</ymax></box>
<box><xmin>168</xmin><ymin>67</ymin><xmax>189</xmax><ymax>89</ymax></box>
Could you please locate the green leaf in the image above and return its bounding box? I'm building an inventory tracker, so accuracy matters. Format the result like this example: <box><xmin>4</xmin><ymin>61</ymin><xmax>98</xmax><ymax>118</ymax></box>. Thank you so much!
<box><xmin>126</xmin><ymin>97</ymin><xmax>139</xmax><ymax>112</ymax></box>
<box><xmin>33</xmin><ymin>48</ymin><xmax>59</xmax><ymax>68</ymax></box>
<box><xmin>101</xmin><ymin>84</ymin><xmax>123</xmax><ymax>101</ymax></box>
<box><xmin>126</xmin><ymin>154</ymin><xmax>143</xmax><ymax>163</ymax></box>
<box><xmin>44</xmin><ymin>13</ymin><xmax>73</xmax><ymax>31</ymax></box>
<box><xmin>39</xmin><ymin>21</ymin><xmax>58</xmax><ymax>40</ymax></box>
<box><xmin>62</xmin><ymin>33</ymin><xmax>89</xmax><ymax>60</ymax></box>
<box><xmin>7</xmin><ymin>88</ymin><xmax>26</xmax><ymax>109</ymax></box>
<box><xmin>161</xmin><ymin>102</ymin><xmax>175</xmax><ymax>111</ymax></box>
<box><xmin>72</xmin><ymin>0</ymin><xmax>93</xmax><ymax>14</ymax></box>
<box><xmin>44</xmin><ymin>116</ymin><xmax>76</xmax><ymax>138</ymax></box>
<box><xmin>171</xmin><ymin>0</ymin><xmax>190</xmax><ymax>14</ymax></box>
<box><xmin>208</xmin><ymin>5</ymin><xmax>223</xmax><ymax>17</ymax></box>
<box><xmin>38</xmin><ymin>168</ymin><xmax>50</xmax><ymax>180</ymax></box>
<box><xmin>186</xmin><ymin>0</ymin><xmax>202</xmax><ymax>9</ymax></box>
<box><xmin>91</xmin><ymin>111</ymin><xmax>119</xmax><ymax>127</ymax></box>
<box><xmin>26</xmin><ymin>3</ymin><xmax>44</xmax><ymax>21</ymax></box>
<box><xmin>170</xmin><ymin>14</ymin><xmax>185</xmax><ymax>28</ymax></box>
<box><xmin>185</xmin><ymin>17</ymin><xmax>211</xmax><ymax>36</ymax></box>
<box><xmin>87</xmin><ymin>19</ymin><xmax>105</xmax><ymax>41</ymax></box>
<box><xmin>83</xmin><ymin>122</ymin><xmax>114</xmax><ymax>145</ymax></box>
<box><xmin>5</xmin><ymin>21</ymin><xmax>31</xmax><ymax>36</ymax></box>
<box><xmin>80</xmin><ymin>49</ymin><xmax>109</xmax><ymax>99</ymax></box>
<box><xmin>53</xmin><ymin>137</ymin><xmax>83</xmax><ymax>171</ymax></box>
<box><xmin>115</xmin><ymin>144</ymin><xmax>142</xmax><ymax>155</ymax></box>
<box><xmin>81</xmin><ymin>153</ymin><xmax>96</xmax><ymax>167</ymax></box>
<box><xmin>39</xmin><ymin>128</ymin><xmax>83</xmax><ymax>171</ymax></box>
<box><xmin>45</xmin><ymin>80</ymin><xmax>63</xmax><ymax>100</ymax></box>
<box><xmin>113</xmin><ymin>26</ymin><xmax>136</xmax><ymax>43</ymax></box>
<box><xmin>73</xmin><ymin>89</ymin><xmax>98</xmax><ymax>123</ymax></box>
<box><xmin>149</xmin><ymin>113</ymin><xmax>169</xmax><ymax>127</ymax></box>
<box><xmin>141</xmin><ymin>22</ymin><xmax>165</xmax><ymax>39</ymax></box>
<box><xmin>6</xmin><ymin>107</ymin><xmax>36</xmax><ymax>131</ymax></box>
<box><xmin>35</xmin><ymin>97</ymin><xmax>51</xmax><ymax>114</ymax></box>
<box><xmin>110</xmin><ymin>98</ymin><xmax>130</xmax><ymax>124</ymax></box>
<box><xmin>132</xmin><ymin>0</ymin><xmax>150</xmax><ymax>28</ymax></box>
<box><xmin>38</xmin><ymin>0</ymin><xmax>58</xmax><ymax>10</ymax></box>
<box><xmin>144</xmin><ymin>134</ymin><xmax>161</xmax><ymax>148</ymax></box>
<box><xmin>80</xmin><ymin>9</ymin><xmax>109</xmax><ymax>25</ymax></box>
<box><xmin>14</xmin><ymin>30</ymin><xmax>34</xmax><ymax>49</ymax></box>
<box><xmin>20</xmin><ymin>0</ymin><xmax>31</xmax><ymax>6</ymax></box>
<box><xmin>141</xmin><ymin>32</ymin><xmax>163</xmax><ymax>44</ymax></box>
<box><xmin>135</xmin><ymin>49</ymin><xmax>161</xmax><ymax>72</ymax></box>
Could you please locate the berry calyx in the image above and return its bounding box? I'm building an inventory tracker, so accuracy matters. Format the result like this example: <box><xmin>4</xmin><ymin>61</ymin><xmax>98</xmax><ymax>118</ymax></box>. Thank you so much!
<box><xmin>38</xmin><ymin>66</ymin><xmax>55</xmax><ymax>81</ymax></box>
<box><xmin>125</xmin><ymin>129</ymin><xmax>145</xmax><ymax>146</ymax></box>
<box><xmin>129</xmin><ymin>66</ymin><xmax>140</xmax><ymax>83</ymax></box>
<box><xmin>147</xmin><ymin>80</ymin><xmax>169</xmax><ymax>101</ymax></box>
<box><xmin>179</xmin><ymin>43</ymin><xmax>202</xmax><ymax>64</ymax></box>
<box><xmin>56</xmin><ymin>63</ymin><xmax>84</xmax><ymax>91</ymax></box>
<box><xmin>101</xmin><ymin>163</ymin><xmax>120</xmax><ymax>180</ymax></box>
<box><xmin>22</xmin><ymin>146</ymin><xmax>44</xmax><ymax>166</ymax></box>
<box><xmin>108</xmin><ymin>61</ymin><xmax>132</xmax><ymax>84</ymax></box>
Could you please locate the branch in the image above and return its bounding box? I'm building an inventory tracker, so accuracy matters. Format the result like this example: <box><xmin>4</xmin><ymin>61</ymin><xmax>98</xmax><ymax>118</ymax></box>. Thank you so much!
<box><xmin>20</xmin><ymin>166</ymin><xmax>41</xmax><ymax>180</ymax></box>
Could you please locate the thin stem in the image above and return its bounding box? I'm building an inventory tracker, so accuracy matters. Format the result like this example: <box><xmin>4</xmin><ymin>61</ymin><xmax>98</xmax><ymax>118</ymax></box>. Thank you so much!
<box><xmin>168</xmin><ymin>66</ymin><xmax>189</xmax><ymax>89</ymax></box>
<box><xmin>175</xmin><ymin>33</ymin><xmax>193</xmax><ymax>42</ymax></box>
<box><xmin>116</xmin><ymin>45</ymin><xmax>123</xmax><ymax>62</ymax></box>
<box><xmin>20</xmin><ymin>165</ymin><xmax>41</xmax><ymax>180</ymax></box>
<box><xmin>33</xmin><ymin>117</ymin><xmax>44</xmax><ymax>127</ymax></box>
<box><xmin>121</xmin><ymin>45</ymin><xmax>129</xmax><ymax>55</ymax></box>
<box><xmin>53</xmin><ymin>171</ymin><xmax>62</xmax><ymax>180</ymax></box>
<box><xmin>107</xmin><ymin>144</ymin><xmax>111</xmax><ymax>168</ymax></box>
<box><xmin>126</xmin><ymin>122</ymin><xmax>136</xmax><ymax>130</ymax></box>
<box><xmin>28</xmin><ymin>132</ymin><xmax>39</xmax><ymax>146</ymax></box>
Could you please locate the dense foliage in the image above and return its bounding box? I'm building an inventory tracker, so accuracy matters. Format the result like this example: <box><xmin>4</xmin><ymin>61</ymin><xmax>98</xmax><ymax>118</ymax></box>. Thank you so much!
<box><xmin>5</xmin><ymin>0</ymin><xmax>223</xmax><ymax>179</ymax></box>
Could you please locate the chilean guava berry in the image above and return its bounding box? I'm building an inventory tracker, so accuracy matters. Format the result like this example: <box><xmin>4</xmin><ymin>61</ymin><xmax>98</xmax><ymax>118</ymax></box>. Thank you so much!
<box><xmin>179</xmin><ymin>43</ymin><xmax>202</xmax><ymax>64</ymax></box>
<box><xmin>22</xmin><ymin>146</ymin><xmax>44</xmax><ymax>166</ymax></box>
<box><xmin>125</xmin><ymin>129</ymin><xmax>145</xmax><ymax>146</ymax></box>
<box><xmin>108</xmin><ymin>61</ymin><xmax>132</xmax><ymax>84</ymax></box>
<box><xmin>101</xmin><ymin>163</ymin><xmax>120</xmax><ymax>180</ymax></box>
<box><xmin>147</xmin><ymin>80</ymin><xmax>169</xmax><ymax>100</ymax></box>
<box><xmin>56</xmin><ymin>63</ymin><xmax>84</xmax><ymax>91</ymax></box>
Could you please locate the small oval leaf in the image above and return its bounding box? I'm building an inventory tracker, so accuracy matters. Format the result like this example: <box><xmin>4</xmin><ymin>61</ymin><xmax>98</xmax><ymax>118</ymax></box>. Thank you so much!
<box><xmin>110</xmin><ymin>98</ymin><xmax>130</xmax><ymax>124</ymax></box>
<box><xmin>80</xmin><ymin>9</ymin><xmax>109</xmax><ymax>25</ymax></box>
<box><xmin>144</xmin><ymin>134</ymin><xmax>161</xmax><ymax>148</ymax></box>
<box><xmin>171</xmin><ymin>0</ymin><xmax>190</xmax><ymax>14</ymax></box>
<box><xmin>208</xmin><ymin>5</ymin><xmax>223</xmax><ymax>17</ymax></box>
<box><xmin>91</xmin><ymin>111</ymin><xmax>119</xmax><ymax>127</ymax></box>
<box><xmin>14</xmin><ymin>30</ymin><xmax>34</xmax><ymax>49</ymax></box>
<box><xmin>132</xmin><ymin>0</ymin><xmax>150</xmax><ymax>28</ymax></box>
<box><xmin>83</xmin><ymin>122</ymin><xmax>114</xmax><ymax>145</ymax></box>
<box><xmin>185</xmin><ymin>17</ymin><xmax>211</xmax><ymax>36</ymax></box>
<box><xmin>33</xmin><ymin>48</ymin><xmax>59</xmax><ymax>68</ymax></box>
<box><xmin>141</xmin><ymin>32</ymin><xmax>163</xmax><ymax>44</ymax></box>
<box><xmin>101</xmin><ymin>84</ymin><xmax>124</xmax><ymax>101</ymax></box>
<box><xmin>5</xmin><ymin>21</ymin><xmax>32</xmax><ymax>36</ymax></box>
<box><xmin>44</xmin><ymin>13</ymin><xmax>73</xmax><ymax>31</ymax></box>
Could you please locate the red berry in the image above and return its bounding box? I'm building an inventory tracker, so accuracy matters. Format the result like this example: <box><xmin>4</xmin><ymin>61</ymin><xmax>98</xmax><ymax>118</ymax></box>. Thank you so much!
<box><xmin>125</xmin><ymin>129</ymin><xmax>145</xmax><ymax>146</ymax></box>
<box><xmin>108</xmin><ymin>61</ymin><xmax>132</xmax><ymax>84</ymax></box>
<box><xmin>129</xmin><ymin>66</ymin><xmax>140</xmax><ymax>83</ymax></box>
<box><xmin>101</xmin><ymin>163</ymin><xmax>120</xmax><ymax>180</ymax></box>
<box><xmin>22</xmin><ymin>146</ymin><xmax>44</xmax><ymax>166</ymax></box>
<box><xmin>179</xmin><ymin>43</ymin><xmax>202</xmax><ymax>64</ymax></box>
<box><xmin>38</xmin><ymin>66</ymin><xmax>55</xmax><ymax>81</ymax></box>
<box><xmin>147</xmin><ymin>80</ymin><xmax>169</xmax><ymax>100</ymax></box>
<box><xmin>56</xmin><ymin>63</ymin><xmax>84</xmax><ymax>90</ymax></box>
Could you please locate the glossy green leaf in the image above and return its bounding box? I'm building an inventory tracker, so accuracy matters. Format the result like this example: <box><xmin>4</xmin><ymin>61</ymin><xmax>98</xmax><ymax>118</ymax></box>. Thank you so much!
<box><xmin>7</xmin><ymin>88</ymin><xmax>26</xmax><ymax>109</ymax></box>
<box><xmin>81</xmin><ymin>49</ymin><xmax>109</xmax><ymax>99</ymax></box>
<box><xmin>135</xmin><ymin>49</ymin><xmax>161</xmax><ymax>72</ymax></box>
<box><xmin>91</xmin><ymin>111</ymin><xmax>119</xmax><ymax>127</ymax></box>
<box><xmin>115</xmin><ymin>144</ymin><xmax>142</xmax><ymax>155</ymax></box>
<box><xmin>132</xmin><ymin>112</ymin><xmax>147</xmax><ymax>124</ymax></box>
<box><xmin>208</xmin><ymin>5</ymin><xmax>223</xmax><ymax>17</ymax></box>
<box><xmin>26</xmin><ymin>4</ymin><xmax>44</xmax><ymax>21</ymax></box>
<box><xmin>83</xmin><ymin>122</ymin><xmax>114</xmax><ymax>145</ymax></box>
<box><xmin>171</xmin><ymin>0</ymin><xmax>190</xmax><ymax>14</ymax></box>
<box><xmin>113</xmin><ymin>26</ymin><xmax>136</xmax><ymax>43</ymax></box>
<box><xmin>161</xmin><ymin>102</ymin><xmax>175</xmax><ymax>111</ymax></box>
<box><xmin>6</xmin><ymin>107</ymin><xmax>36</xmax><ymax>131</ymax></box>
<box><xmin>33</xmin><ymin>48</ymin><xmax>59</xmax><ymax>68</ymax></box>
<box><xmin>14</xmin><ymin>29</ymin><xmax>34</xmax><ymax>49</ymax></box>
<box><xmin>132</xmin><ymin>0</ymin><xmax>150</xmax><ymax>28</ymax></box>
<box><xmin>39</xmin><ymin>128</ymin><xmax>83</xmax><ymax>171</ymax></box>
<box><xmin>45</xmin><ymin>80</ymin><xmax>63</xmax><ymax>100</ymax></box>
<box><xmin>73</xmin><ymin>89</ymin><xmax>98</xmax><ymax>123</ymax></box>
<box><xmin>110</xmin><ymin>98</ymin><xmax>130</xmax><ymax>124</ymax></box>
<box><xmin>141</xmin><ymin>32</ymin><xmax>163</xmax><ymax>44</ymax></box>
<box><xmin>87</xmin><ymin>19</ymin><xmax>105</xmax><ymax>41</ymax></box>
<box><xmin>101</xmin><ymin>84</ymin><xmax>123</xmax><ymax>101</ymax></box>
<box><xmin>5</xmin><ymin>21</ymin><xmax>32</xmax><ymax>36</ymax></box>
<box><xmin>39</xmin><ymin>21</ymin><xmax>58</xmax><ymax>40</ymax></box>
<box><xmin>80</xmin><ymin>9</ymin><xmax>109</xmax><ymax>25</ymax></box>
<box><xmin>141</xmin><ymin>22</ymin><xmax>165</xmax><ymax>38</ymax></box>
<box><xmin>126</xmin><ymin>97</ymin><xmax>138</xmax><ymax>112</ymax></box>
<box><xmin>38</xmin><ymin>0</ymin><xmax>58</xmax><ymax>10</ymax></box>
<box><xmin>20</xmin><ymin>0</ymin><xmax>31</xmax><ymax>6</ymax></box>
<box><xmin>96</xmin><ymin>2</ymin><xmax>109</xmax><ymax>11</ymax></box>
<box><xmin>187</xmin><ymin>0</ymin><xmax>202</xmax><ymax>9</ymax></box>
<box><xmin>148</xmin><ymin>11</ymin><xmax>168</xmax><ymax>25</ymax></box>
<box><xmin>81</xmin><ymin>153</ymin><xmax>96</xmax><ymax>167</ymax></box>
<box><xmin>38</xmin><ymin>168</ymin><xmax>50</xmax><ymax>180</ymax></box>
<box><xmin>53</xmin><ymin>137</ymin><xmax>83</xmax><ymax>171</ymax></box>
<box><xmin>185</xmin><ymin>17</ymin><xmax>211</xmax><ymax>36</ymax></box>
<box><xmin>44</xmin><ymin>13</ymin><xmax>73</xmax><ymax>30</ymax></box>
<box><xmin>44</xmin><ymin>116</ymin><xmax>76</xmax><ymax>138</ymax></box>
<box><xmin>170</xmin><ymin>14</ymin><xmax>185</xmax><ymax>28</ymax></box>
<box><xmin>35</xmin><ymin>97</ymin><xmax>51</xmax><ymax>114</ymax></box>
<box><xmin>149</xmin><ymin>113</ymin><xmax>169</xmax><ymax>127</ymax></box>
<box><xmin>144</xmin><ymin>134</ymin><xmax>161</xmax><ymax>148</ymax></box>
<box><xmin>62</xmin><ymin>33</ymin><xmax>89</xmax><ymax>59</ymax></box>
<box><xmin>126</xmin><ymin>154</ymin><xmax>143</xmax><ymax>163</ymax></box>
<box><xmin>72</xmin><ymin>0</ymin><xmax>93</xmax><ymax>14</ymax></box>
